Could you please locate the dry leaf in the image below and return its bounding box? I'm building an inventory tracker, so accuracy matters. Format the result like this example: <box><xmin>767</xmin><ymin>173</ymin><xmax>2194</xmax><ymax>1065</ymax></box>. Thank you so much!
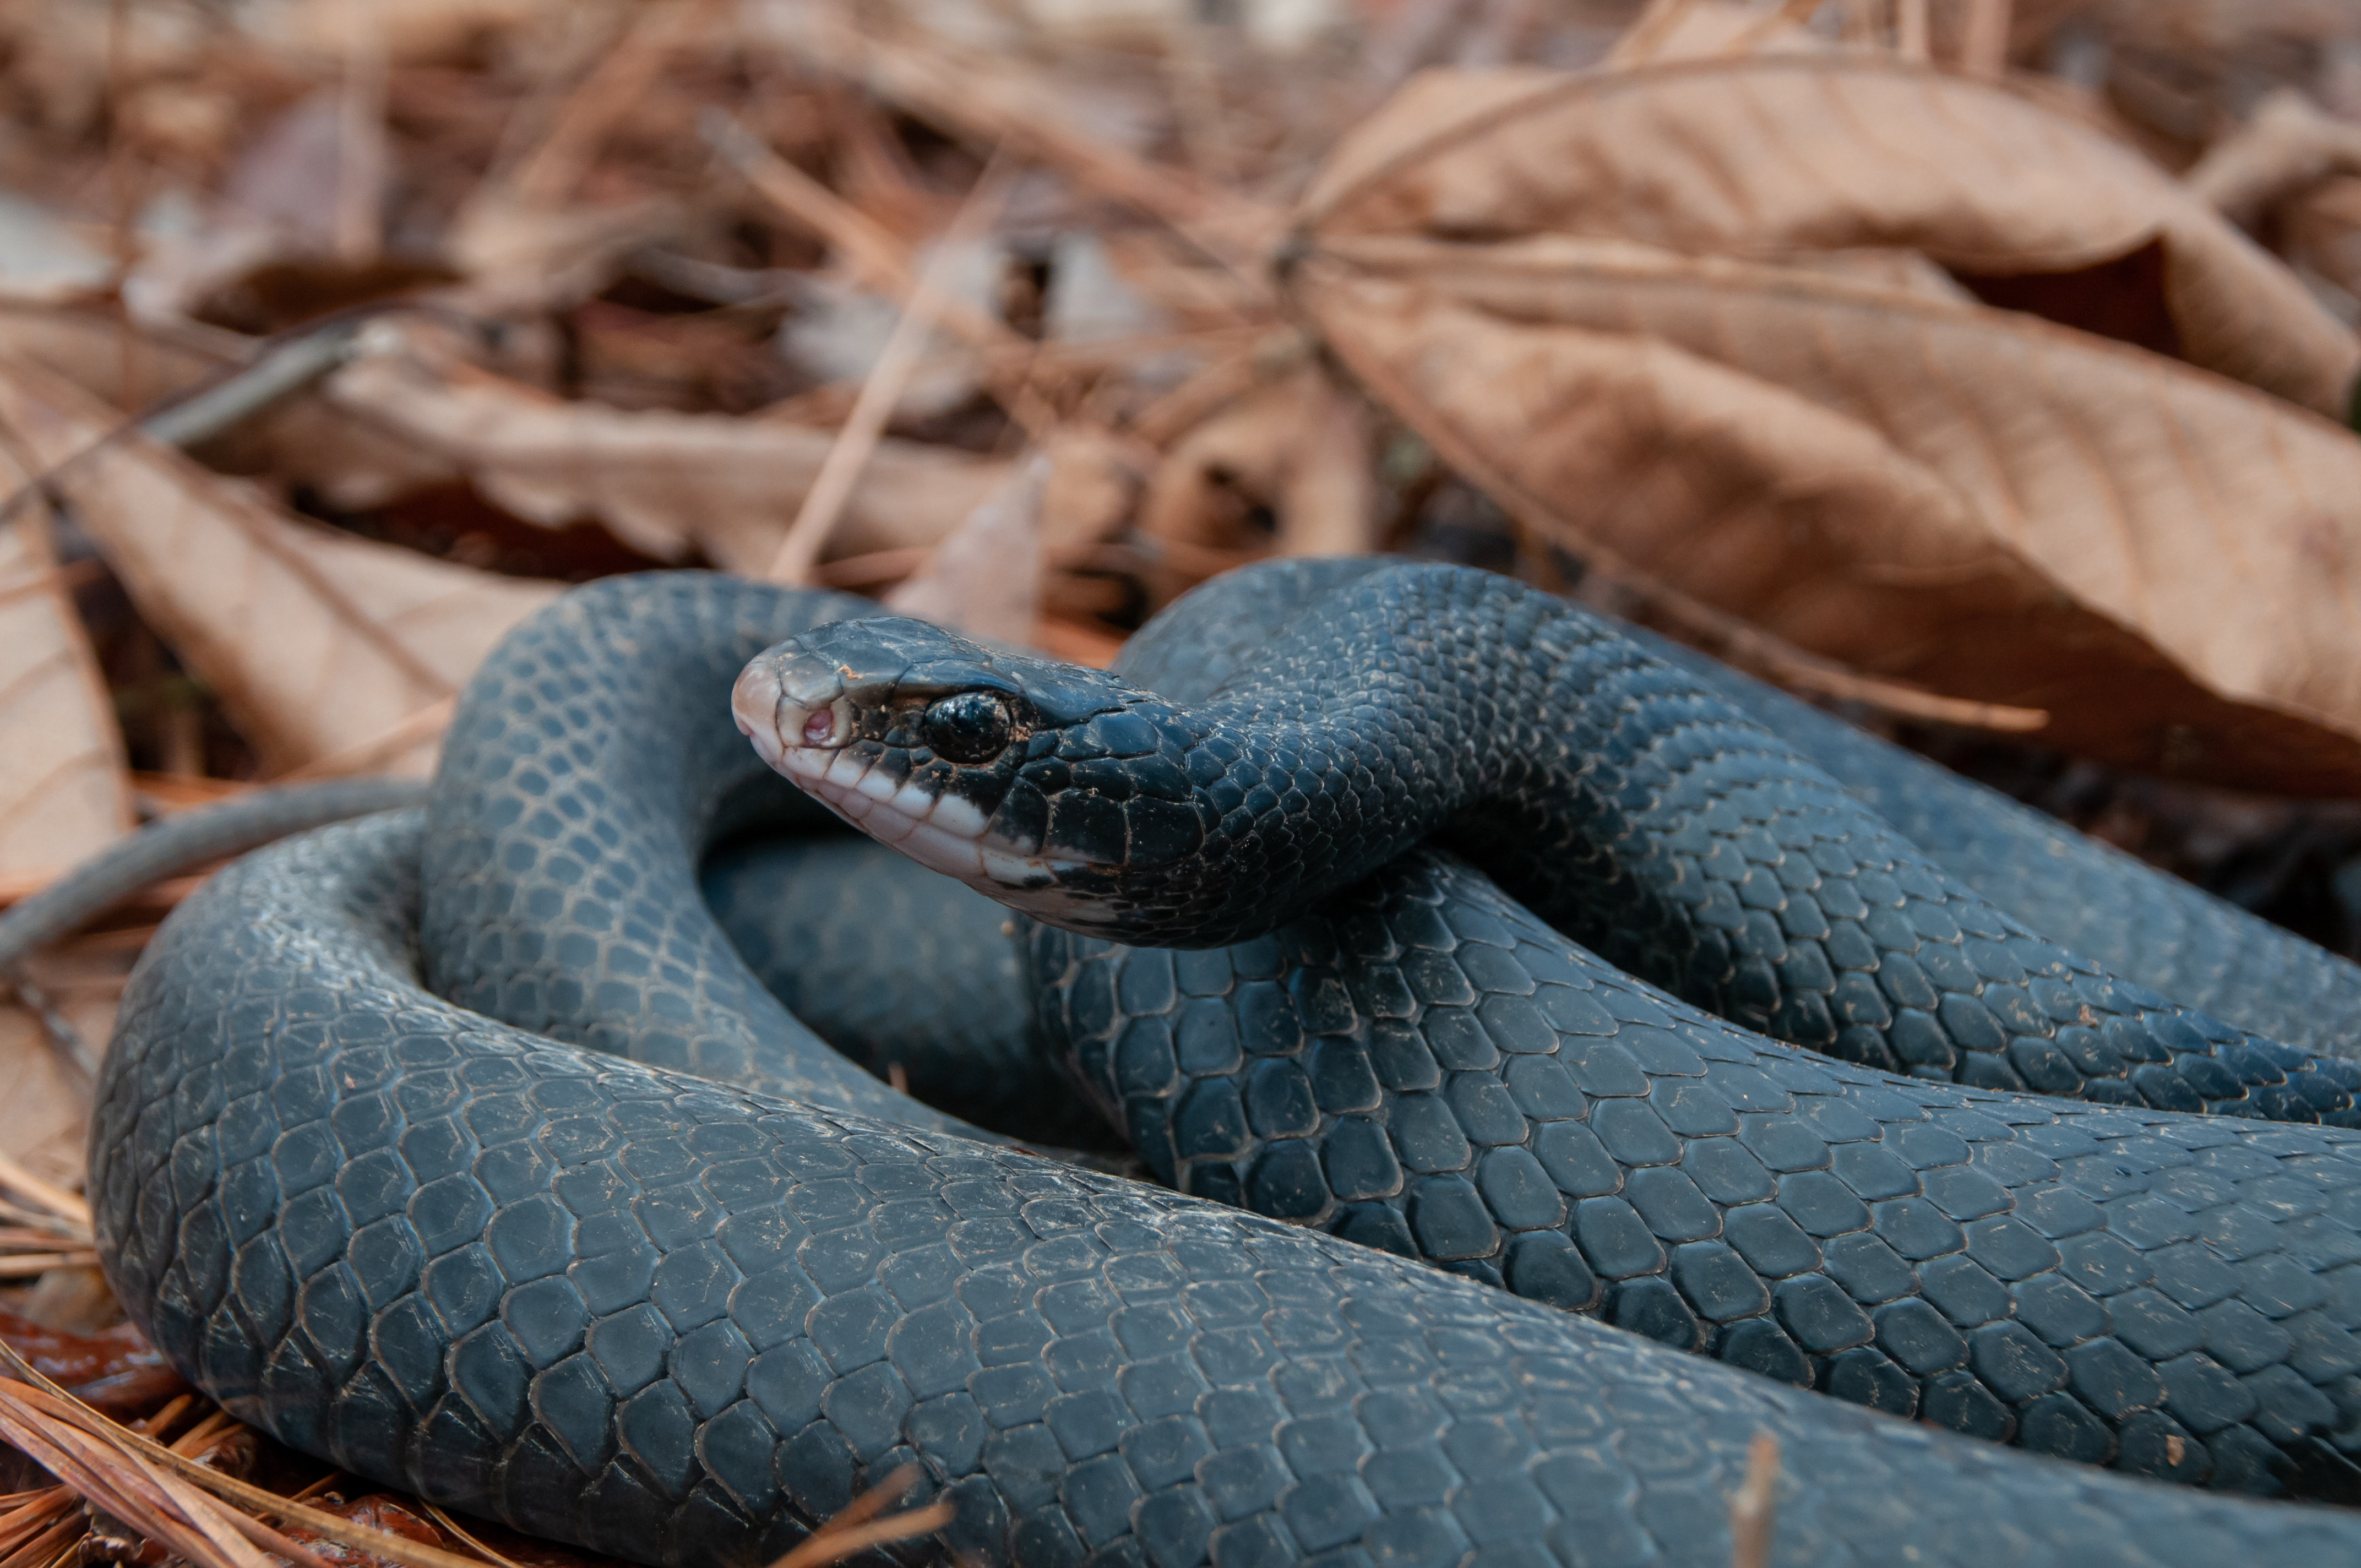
<box><xmin>1294</xmin><ymin>238</ymin><xmax>2361</xmax><ymax>791</ymax></box>
<box><xmin>0</xmin><ymin>355</ymin><xmax>556</xmax><ymax>777</ymax></box>
<box><xmin>322</xmin><ymin>350</ymin><xmax>1012</xmax><ymax>575</ymax></box>
<box><xmin>258</xmin><ymin>0</ymin><xmax>548</xmax><ymax>63</ymax></box>
<box><xmin>885</xmin><ymin>454</ymin><xmax>1047</xmax><ymax>644</ymax></box>
<box><xmin>1135</xmin><ymin>363</ymin><xmax>1378</xmax><ymax>604</ymax></box>
<box><xmin>0</xmin><ymin>507</ymin><xmax>130</xmax><ymax>875</ymax></box>
<box><xmin>0</xmin><ymin>478</ymin><xmax>130</xmax><ymax>1206</ymax></box>
<box><xmin>2185</xmin><ymin>88</ymin><xmax>2361</xmax><ymax>229</ymax></box>
<box><xmin>2287</xmin><ymin>175</ymin><xmax>2361</xmax><ymax>310</ymax></box>
<box><xmin>443</xmin><ymin>195</ymin><xmax>685</xmax><ymax>314</ymax></box>
<box><xmin>0</xmin><ymin>307</ymin><xmax>458</xmax><ymax>507</ymax></box>
<box><xmin>0</xmin><ymin>997</ymin><xmax>112</xmax><ymax>1193</ymax></box>
<box><xmin>0</xmin><ymin>307</ymin><xmax>220</xmax><ymax>413</ymax></box>
<box><xmin>1294</xmin><ymin>56</ymin><xmax>2361</xmax><ymax>416</ymax></box>
<box><xmin>1038</xmin><ymin>425</ymin><xmax>1143</xmax><ymax>560</ymax></box>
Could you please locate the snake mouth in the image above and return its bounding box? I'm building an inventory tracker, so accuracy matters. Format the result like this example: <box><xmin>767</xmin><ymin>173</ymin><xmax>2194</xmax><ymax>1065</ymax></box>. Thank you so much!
<box><xmin>734</xmin><ymin>658</ymin><xmax>1102</xmax><ymax>892</ymax></box>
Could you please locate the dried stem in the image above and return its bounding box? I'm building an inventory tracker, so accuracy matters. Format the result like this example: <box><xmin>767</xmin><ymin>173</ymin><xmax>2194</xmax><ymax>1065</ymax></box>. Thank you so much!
<box><xmin>1727</xmin><ymin>1433</ymin><xmax>1780</xmax><ymax>1568</ymax></box>
<box><xmin>764</xmin><ymin>1465</ymin><xmax>955</xmax><ymax>1568</ymax></box>
<box><xmin>1722</xmin><ymin>0</ymin><xmax>1829</xmax><ymax>56</ymax></box>
<box><xmin>766</xmin><ymin>157</ymin><xmax>1018</xmax><ymax>585</ymax></box>
<box><xmin>1959</xmin><ymin>0</ymin><xmax>2012</xmax><ymax>78</ymax></box>
<box><xmin>335</xmin><ymin>0</ymin><xmax>387</xmax><ymax>264</ymax></box>
<box><xmin>1606</xmin><ymin>0</ymin><xmax>1703</xmax><ymax>67</ymax></box>
<box><xmin>1895</xmin><ymin>0</ymin><xmax>1930</xmax><ymax>59</ymax></box>
<box><xmin>273</xmin><ymin>696</ymin><xmax>453</xmax><ymax>782</ymax></box>
<box><xmin>510</xmin><ymin>0</ymin><xmax>724</xmax><ymax>207</ymax></box>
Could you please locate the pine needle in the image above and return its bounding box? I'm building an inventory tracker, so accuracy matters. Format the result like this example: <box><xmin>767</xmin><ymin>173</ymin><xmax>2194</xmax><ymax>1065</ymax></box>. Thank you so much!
<box><xmin>765</xmin><ymin>1465</ymin><xmax>956</xmax><ymax>1568</ymax></box>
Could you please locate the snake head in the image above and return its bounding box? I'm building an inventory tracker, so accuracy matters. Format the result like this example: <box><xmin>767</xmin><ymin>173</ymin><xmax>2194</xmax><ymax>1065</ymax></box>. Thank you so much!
<box><xmin>735</xmin><ymin>618</ymin><xmax>1211</xmax><ymax>929</ymax></box>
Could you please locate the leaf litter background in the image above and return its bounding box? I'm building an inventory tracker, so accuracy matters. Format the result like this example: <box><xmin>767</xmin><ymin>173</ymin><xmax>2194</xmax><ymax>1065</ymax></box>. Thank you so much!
<box><xmin>3</xmin><ymin>0</ymin><xmax>2361</xmax><ymax>1562</ymax></box>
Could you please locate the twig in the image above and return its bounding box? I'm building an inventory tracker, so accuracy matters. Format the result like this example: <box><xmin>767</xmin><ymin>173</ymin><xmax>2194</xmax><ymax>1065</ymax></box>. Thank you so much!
<box><xmin>1895</xmin><ymin>0</ymin><xmax>1929</xmax><ymax>60</ymax></box>
<box><xmin>138</xmin><ymin>319</ymin><xmax>382</xmax><ymax>452</ymax></box>
<box><xmin>764</xmin><ymin>1466</ymin><xmax>954</xmax><ymax>1568</ymax></box>
<box><xmin>702</xmin><ymin>112</ymin><xmax>1057</xmax><ymax>439</ymax></box>
<box><xmin>423</xmin><ymin>1506</ymin><xmax>528</xmax><ymax>1568</ymax></box>
<box><xmin>105</xmin><ymin>0</ymin><xmax>145</xmax><ymax>416</ymax></box>
<box><xmin>1362</xmin><ymin>0</ymin><xmax>1476</xmax><ymax>93</ymax></box>
<box><xmin>768</xmin><ymin>1504</ymin><xmax>954</xmax><ymax>1568</ymax></box>
<box><xmin>130</xmin><ymin>1396</ymin><xmax>194</xmax><ymax>1440</ymax></box>
<box><xmin>1959</xmin><ymin>0</ymin><xmax>2012</xmax><ymax>78</ymax></box>
<box><xmin>2</xmin><ymin>976</ymin><xmax>98</xmax><ymax>1080</ymax></box>
<box><xmin>0</xmin><ymin>1201</ymin><xmax>93</xmax><ymax>1244</ymax></box>
<box><xmin>766</xmin><ymin>155</ymin><xmax>1018</xmax><ymax>585</ymax></box>
<box><xmin>1727</xmin><ymin>1432</ymin><xmax>1779</xmax><ymax>1568</ymax></box>
<box><xmin>271</xmin><ymin>696</ymin><xmax>452</xmax><ymax>782</ymax></box>
<box><xmin>1165</xmin><ymin>25</ymin><xmax>1239</xmax><ymax>188</ymax></box>
<box><xmin>698</xmin><ymin>110</ymin><xmax>1017</xmax><ymax>355</ymax></box>
<box><xmin>509</xmin><ymin>0</ymin><xmax>725</xmax><ymax>207</ymax></box>
<box><xmin>335</xmin><ymin>0</ymin><xmax>387</xmax><ymax>264</ymax></box>
<box><xmin>784</xmin><ymin>6</ymin><xmax>1272</xmax><ymax>274</ymax></box>
<box><xmin>0</xmin><ymin>1349</ymin><xmax>489</xmax><ymax>1568</ymax></box>
<box><xmin>0</xmin><ymin>312</ymin><xmax>387</xmax><ymax>534</ymax></box>
<box><xmin>0</xmin><ymin>1381</ymin><xmax>289</xmax><ymax>1568</ymax></box>
<box><xmin>0</xmin><ymin>1255</ymin><xmax>101</xmax><ymax>1279</ymax></box>
<box><xmin>0</xmin><ymin>1153</ymin><xmax>89</xmax><ymax>1232</ymax></box>
<box><xmin>1722</xmin><ymin>0</ymin><xmax>1827</xmax><ymax>55</ymax></box>
<box><xmin>1605</xmin><ymin>0</ymin><xmax>1703</xmax><ymax>68</ymax></box>
<box><xmin>0</xmin><ymin>560</ymin><xmax>110</xmax><ymax>614</ymax></box>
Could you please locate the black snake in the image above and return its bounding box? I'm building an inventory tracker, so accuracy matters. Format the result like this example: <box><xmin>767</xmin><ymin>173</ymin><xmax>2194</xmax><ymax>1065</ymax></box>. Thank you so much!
<box><xmin>68</xmin><ymin>562</ymin><xmax>2361</xmax><ymax>1567</ymax></box>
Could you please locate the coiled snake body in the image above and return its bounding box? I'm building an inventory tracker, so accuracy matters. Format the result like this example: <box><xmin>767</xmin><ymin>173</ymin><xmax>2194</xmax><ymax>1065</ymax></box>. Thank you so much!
<box><xmin>84</xmin><ymin>564</ymin><xmax>2361</xmax><ymax>1568</ymax></box>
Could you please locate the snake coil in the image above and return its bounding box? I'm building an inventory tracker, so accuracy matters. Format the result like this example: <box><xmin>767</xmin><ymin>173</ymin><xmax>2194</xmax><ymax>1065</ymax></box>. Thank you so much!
<box><xmin>86</xmin><ymin>565</ymin><xmax>2361</xmax><ymax>1568</ymax></box>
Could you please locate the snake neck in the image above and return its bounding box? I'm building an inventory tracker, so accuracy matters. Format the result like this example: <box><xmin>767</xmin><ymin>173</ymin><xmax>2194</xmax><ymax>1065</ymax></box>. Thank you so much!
<box><xmin>742</xmin><ymin>566</ymin><xmax>1751</xmax><ymax>966</ymax></box>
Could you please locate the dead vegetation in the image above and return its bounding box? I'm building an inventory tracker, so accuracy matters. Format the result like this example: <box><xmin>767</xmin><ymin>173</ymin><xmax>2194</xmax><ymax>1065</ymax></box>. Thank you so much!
<box><xmin>1</xmin><ymin>0</ymin><xmax>2360</xmax><ymax>1561</ymax></box>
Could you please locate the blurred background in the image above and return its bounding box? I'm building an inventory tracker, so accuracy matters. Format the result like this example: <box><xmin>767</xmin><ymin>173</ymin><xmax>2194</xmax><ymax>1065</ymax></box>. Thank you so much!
<box><xmin>3</xmin><ymin>0</ymin><xmax>2361</xmax><ymax>1189</ymax></box>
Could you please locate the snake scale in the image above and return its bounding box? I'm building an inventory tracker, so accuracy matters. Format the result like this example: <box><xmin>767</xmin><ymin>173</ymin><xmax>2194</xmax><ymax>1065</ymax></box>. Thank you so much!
<box><xmin>78</xmin><ymin>563</ymin><xmax>2361</xmax><ymax>1568</ymax></box>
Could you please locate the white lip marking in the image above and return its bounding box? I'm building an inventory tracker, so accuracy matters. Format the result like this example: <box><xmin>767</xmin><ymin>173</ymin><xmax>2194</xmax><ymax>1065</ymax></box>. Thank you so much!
<box><xmin>899</xmin><ymin>819</ymin><xmax>988</xmax><ymax>876</ymax></box>
<box><xmin>775</xmin><ymin>748</ymin><xmax>1111</xmax><ymax>889</ymax></box>
<box><xmin>979</xmin><ymin>847</ymin><xmax>1048</xmax><ymax>885</ymax></box>
<box><xmin>927</xmin><ymin>793</ymin><xmax>991</xmax><ymax>837</ymax></box>
<box><xmin>864</xmin><ymin>805</ymin><xmax>920</xmax><ymax>845</ymax></box>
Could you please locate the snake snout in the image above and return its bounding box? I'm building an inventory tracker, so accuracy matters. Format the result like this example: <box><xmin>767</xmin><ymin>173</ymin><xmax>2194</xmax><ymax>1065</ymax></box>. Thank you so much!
<box><xmin>733</xmin><ymin>652</ymin><xmax>851</xmax><ymax>778</ymax></box>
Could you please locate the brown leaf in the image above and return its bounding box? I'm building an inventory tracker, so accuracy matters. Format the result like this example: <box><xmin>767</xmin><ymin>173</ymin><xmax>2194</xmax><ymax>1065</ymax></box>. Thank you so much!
<box><xmin>0</xmin><ymin>356</ymin><xmax>556</xmax><ymax>777</ymax></box>
<box><xmin>321</xmin><ymin>351</ymin><xmax>1012</xmax><ymax>576</ymax></box>
<box><xmin>0</xmin><ymin>1005</ymin><xmax>102</xmax><ymax>1193</ymax></box>
<box><xmin>1293</xmin><ymin>239</ymin><xmax>2361</xmax><ymax>791</ymax></box>
<box><xmin>0</xmin><ymin>307</ymin><xmax>459</xmax><ymax>508</ymax></box>
<box><xmin>0</xmin><ymin>504</ymin><xmax>131</xmax><ymax>876</ymax></box>
<box><xmin>2185</xmin><ymin>88</ymin><xmax>2361</xmax><ymax>229</ymax></box>
<box><xmin>884</xmin><ymin>455</ymin><xmax>1047</xmax><ymax>645</ymax></box>
<box><xmin>1134</xmin><ymin>364</ymin><xmax>1379</xmax><ymax>605</ymax></box>
<box><xmin>0</xmin><ymin>1310</ymin><xmax>186</xmax><ymax>1416</ymax></box>
<box><xmin>1294</xmin><ymin>56</ymin><xmax>2360</xmax><ymax>416</ymax></box>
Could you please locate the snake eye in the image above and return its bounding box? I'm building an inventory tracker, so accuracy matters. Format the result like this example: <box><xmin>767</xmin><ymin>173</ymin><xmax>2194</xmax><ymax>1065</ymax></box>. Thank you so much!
<box><xmin>921</xmin><ymin>692</ymin><xmax>1014</xmax><ymax>764</ymax></box>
